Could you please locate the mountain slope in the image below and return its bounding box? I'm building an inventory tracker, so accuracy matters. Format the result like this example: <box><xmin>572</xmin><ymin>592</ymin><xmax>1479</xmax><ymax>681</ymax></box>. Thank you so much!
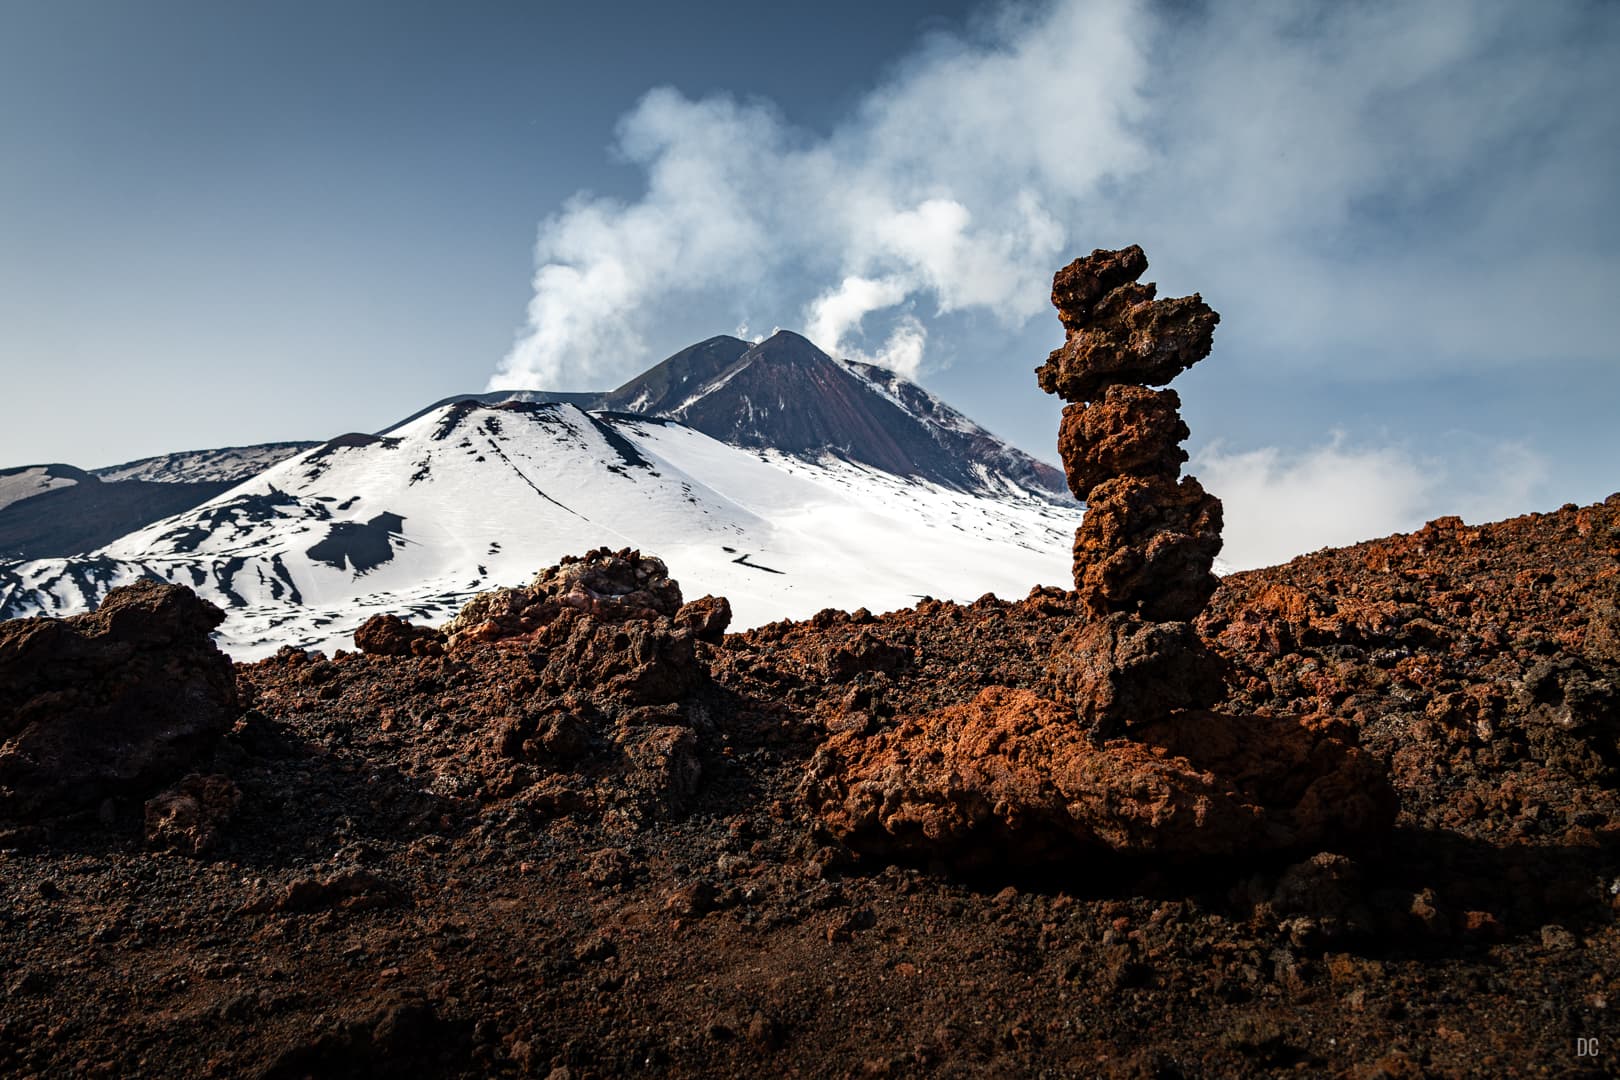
<box><xmin>0</xmin><ymin>444</ymin><xmax>320</xmax><ymax>560</ymax></box>
<box><xmin>395</xmin><ymin>332</ymin><xmax>1067</xmax><ymax>500</ymax></box>
<box><xmin>597</xmin><ymin>331</ymin><xmax>1067</xmax><ymax>498</ymax></box>
<box><xmin>92</xmin><ymin>441</ymin><xmax>318</xmax><ymax>483</ymax></box>
<box><xmin>0</xmin><ymin>401</ymin><xmax>1078</xmax><ymax>658</ymax></box>
<box><xmin>1</xmin><ymin>332</ymin><xmax>1063</xmax><ymax>563</ymax></box>
<box><xmin>0</xmin><ymin>464</ymin><xmax>238</xmax><ymax>559</ymax></box>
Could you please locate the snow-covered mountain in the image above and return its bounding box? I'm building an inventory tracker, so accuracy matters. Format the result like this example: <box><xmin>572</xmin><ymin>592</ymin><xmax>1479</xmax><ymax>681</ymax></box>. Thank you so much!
<box><xmin>0</xmin><ymin>333</ymin><xmax>1080</xmax><ymax>659</ymax></box>
<box><xmin>92</xmin><ymin>441</ymin><xmax>317</xmax><ymax>484</ymax></box>
<box><xmin>1</xmin><ymin>402</ymin><xmax>1078</xmax><ymax>659</ymax></box>
<box><xmin>0</xmin><ymin>444</ymin><xmax>318</xmax><ymax>559</ymax></box>
<box><xmin>400</xmin><ymin>331</ymin><xmax>1068</xmax><ymax>499</ymax></box>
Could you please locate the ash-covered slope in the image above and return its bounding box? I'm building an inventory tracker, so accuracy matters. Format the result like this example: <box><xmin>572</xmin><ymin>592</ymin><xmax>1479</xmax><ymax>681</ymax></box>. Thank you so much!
<box><xmin>92</xmin><ymin>441</ymin><xmax>317</xmax><ymax>483</ymax></box>
<box><xmin>0</xmin><ymin>464</ymin><xmax>237</xmax><ymax>559</ymax></box>
<box><xmin>0</xmin><ymin>401</ymin><xmax>1077</xmax><ymax>658</ymax></box>
<box><xmin>403</xmin><ymin>332</ymin><xmax>1067</xmax><ymax>499</ymax></box>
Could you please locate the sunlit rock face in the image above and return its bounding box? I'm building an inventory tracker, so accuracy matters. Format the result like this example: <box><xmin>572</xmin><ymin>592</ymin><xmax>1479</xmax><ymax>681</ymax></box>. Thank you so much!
<box><xmin>1036</xmin><ymin>245</ymin><xmax>1224</xmax><ymax>729</ymax></box>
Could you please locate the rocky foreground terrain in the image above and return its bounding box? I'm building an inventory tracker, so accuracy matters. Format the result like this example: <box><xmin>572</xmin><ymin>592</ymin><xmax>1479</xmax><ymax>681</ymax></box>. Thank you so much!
<box><xmin>3</xmin><ymin>248</ymin><xmax>1617</xmax><ymax>1078</ymax></box>
<box><xmin>0</xmin><ymin>499</ymin><xmax>1614</xmax><ymax>1079</ymax></box>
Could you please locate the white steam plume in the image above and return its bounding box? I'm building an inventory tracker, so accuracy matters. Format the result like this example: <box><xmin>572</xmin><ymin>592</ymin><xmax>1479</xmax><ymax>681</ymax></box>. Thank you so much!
<box><xmin>490</xmin><ymin>0</ymin><xmax>1618</xmax><ymax>391</ymax></box>
<box><xmin>490</xmin><ymin>0</ymin><xmax>1145</xmax><ymax>389</ymax></box>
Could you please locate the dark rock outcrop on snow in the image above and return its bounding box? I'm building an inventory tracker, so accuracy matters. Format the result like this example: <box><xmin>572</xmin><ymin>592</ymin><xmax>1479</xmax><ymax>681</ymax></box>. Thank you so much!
<box><xmin>0</xmin><ymin>581</ymin><xmax>237</xmax><ymax>818</ymax></box>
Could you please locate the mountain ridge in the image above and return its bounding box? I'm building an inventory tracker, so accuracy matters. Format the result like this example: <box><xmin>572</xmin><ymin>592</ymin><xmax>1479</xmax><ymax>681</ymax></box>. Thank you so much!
<box><xmin>1</xmin><ymin>399</ymin><xmax>1079</xmax><ymax>657</ymax></box>
<box><xmin>402</xmin><ymin>331</ymin><xmax>1067</xmax><ymax>500</ymax></box>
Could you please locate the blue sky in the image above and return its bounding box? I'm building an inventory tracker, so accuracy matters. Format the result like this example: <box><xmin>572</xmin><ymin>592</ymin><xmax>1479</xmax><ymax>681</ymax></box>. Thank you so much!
<box><xmin>3</xmin><ymin>0</ymin><xmax>1617</xmax><ymax>566</ymax></box>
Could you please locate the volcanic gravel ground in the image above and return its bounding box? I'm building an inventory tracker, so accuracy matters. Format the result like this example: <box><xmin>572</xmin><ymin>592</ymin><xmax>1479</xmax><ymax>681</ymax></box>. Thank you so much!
<box><xmin>2</xmin><ymin>498</ymin><xmax>1619</xmax><ymax>1077</ymax></box>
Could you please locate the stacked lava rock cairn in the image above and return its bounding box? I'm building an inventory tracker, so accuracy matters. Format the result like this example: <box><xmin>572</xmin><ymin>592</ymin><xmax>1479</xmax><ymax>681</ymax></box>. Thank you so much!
<box><xmin>1037</xmin><ymin>245</ymin><xmax>1227</xmax><ymax>733</ymax></box>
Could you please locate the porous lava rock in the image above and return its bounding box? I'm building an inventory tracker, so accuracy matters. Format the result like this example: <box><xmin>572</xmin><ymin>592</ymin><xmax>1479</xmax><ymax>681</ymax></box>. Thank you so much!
<box><xmin>1036</xmin><ymin>245</ymin><xmax>1225</xmax><ymax>725</ymax></box>
<box><xmin>1072</xmin><ymin>475</ymin><xmax>1224</xmax><ymax>622</ymax></box>
<box><xmin>353</xmin><ymin>613</ymin><xmax>445</xmax><ymax>657</ymax></box>
<box><xmin>1037</xmin><ymin>245</ymin><xmax>1218</xmax><ymax>401</ymax></box>
<box><xmin>143</xmin><ymin>773</ymin><xmax>241</xmax><ymax>855</ymax></box>
<box><xmin>802</xmin><ymin>248</ymin><xmax>1392</xmax><ymax>870</ymax></box>
<box><xmin>1049</xmin><ymin>614</ymin><xmax>1226</xmax><ymax>727</ymax></box>
<box><xmin>1056</xmin><ymin>385</ymin><xmax>1190</xmax><ymax>500</ymax></box>
<box><xmin>0</xmin><ymin>581</ymin><xmax>237</xmax><ymax>819</ymax></box>
<box><xmin>804</xmin><ymin>687</ymin><xmax>1394</xmax><ymax>869</ymax></box>
<box><xmin>673</xmin><ymin>593</ymin><xmax>732</xmax><ymax>644</ymax></box>
<box><xmin>424</xmin><ymin>548</ymin><xmax>722</xmax><ymax>816</ymax></box>
<box><xmin>444</xmin><ymin>547</ymin><xmax>682</xmax><ymax>648</ymax></box>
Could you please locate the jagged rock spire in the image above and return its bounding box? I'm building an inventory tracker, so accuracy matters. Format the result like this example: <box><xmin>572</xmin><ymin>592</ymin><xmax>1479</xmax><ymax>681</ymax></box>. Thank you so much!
<box><xmin>1038</xmin><ymin>246</ymin><xmax>1226</xmax><ymax>729</ymax></box>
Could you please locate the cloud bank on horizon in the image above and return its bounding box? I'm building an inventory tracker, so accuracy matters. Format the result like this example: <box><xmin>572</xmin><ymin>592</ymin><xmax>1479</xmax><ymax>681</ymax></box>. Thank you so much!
<box><xmin>489</xmin><ymin>0</ymin><xmax>1616</xmax><ymax>569</ymax></box>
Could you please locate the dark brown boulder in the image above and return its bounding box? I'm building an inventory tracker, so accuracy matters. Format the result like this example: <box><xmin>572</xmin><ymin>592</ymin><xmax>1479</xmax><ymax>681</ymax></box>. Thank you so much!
<box><xmin>528</xmin><ymin>609</ymin><xmax>703</xmax><ymax>707</ymax></box>
<box><xmin>674</xmin><ymin>594</ymin><xmax>732</xmax><ymax>644</ymax></box>
<box><xmin>1050</xmin><ymin>244</ymin><xmax>1149</xmax><ymax>330</ymax></box>
<box><xmin>1073</xmin><ymin>475</ymin><xmax>1223</xmax><ymax>622</ymax></box>
<box><xmin>353</xmin><ymin>613</ymin><xmax>445</xmax><ymax>657</ymax></box>
<box><xmin>0</xmin><ymin>582</ymin><xmax>237</xmax><ymax>819</ymax></box>
<box><xmin>1048</xmin><ymin>614</ymin><xmax>1225</xmax><ymax>727</ymax></box>
<box><xmin>1036</xmin><ymin>257</ymin><xmax>1219</xmax><ymax>401</ymax></box>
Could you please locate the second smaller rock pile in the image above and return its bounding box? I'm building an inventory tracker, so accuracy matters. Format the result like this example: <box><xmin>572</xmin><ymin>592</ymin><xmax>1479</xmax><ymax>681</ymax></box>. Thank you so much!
<box><xmin>349</xmin><ymin>548</ymin><xmax>732</xmax><ymax>818</ymax></box>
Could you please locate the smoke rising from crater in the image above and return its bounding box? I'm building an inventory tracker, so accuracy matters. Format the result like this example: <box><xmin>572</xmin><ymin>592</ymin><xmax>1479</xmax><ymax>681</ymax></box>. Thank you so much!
<box><xmin>490</xmin><ymin>0</ymin><xmax>1619</xmax><ymax>391</ymax></box>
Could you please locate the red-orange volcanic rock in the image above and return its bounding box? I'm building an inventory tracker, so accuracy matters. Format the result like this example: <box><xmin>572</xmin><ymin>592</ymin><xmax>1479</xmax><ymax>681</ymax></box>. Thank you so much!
<box><xmin>1057</xmin><ymin>385</ymin><xmax>1190</xmax><ymax>501</ymax></box>
<box><xmin>1073</xmin><ymin>475</ymin><xmax>1223</xmax><ymax>622</ymax></box>
<box><xmin>1050</xmin><ymin>243</ymin><xmax>1149</xmax><ymax>330</ymax></box>
<box><xmin>1036</xmin><ymin>248</ymin><xmax>1219</xmax><ymax>403</ymax></box>
<box><xmin>803</xmin><ymin>687</ymin><xmax>1393</xmax><ymax>869</ymax></box>
<box><xmin>353</xmin><ymin>613</ymin><xmax>445</xmax><ymax>657</ymax></box>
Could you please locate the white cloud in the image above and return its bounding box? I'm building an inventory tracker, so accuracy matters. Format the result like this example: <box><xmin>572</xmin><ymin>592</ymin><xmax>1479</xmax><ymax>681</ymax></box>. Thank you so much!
<box><xmin>491</xmin><ymin>0</ymin><xmax>1619</xmax><ymax>398</ymax></box>
<box><xmin>1193</xmin><ymin>434</ymin><xmax>1550</xmax><ymax>571</ymax></box>
<box><xmin>805</xmin><ymin>275</ymin><xmax>914</xmax><ymax>358</ymax></box>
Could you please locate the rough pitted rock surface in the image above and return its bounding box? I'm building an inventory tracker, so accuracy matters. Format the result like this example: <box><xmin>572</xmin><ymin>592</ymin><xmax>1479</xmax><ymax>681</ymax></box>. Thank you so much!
<box><xmin>353</xmin><ymin>613</ymin><xmax>445</xmax><ymax>658</ymax></box>
<box><xmin>143</xmin><ymin>773</ymin><xmax>241</xmax><ymax>855</ymax></box>
<box><xmin>1071</xmin><ymin>474</ymin><xmax>1224</xmax><ymax>622</ymax></box>
<box><xmin>444</xmin><ymin>547</ymin><xmax>683</xmax><ymax>648</ymax></box>
<box><xmin>0</xmin><ymin>501</ymin><xmax>1617</xmax><ymax>1075</ymax></box>
<box><xmin>1048</xmin><ymin>613</ymin><xmax>1228</xmax><ymax>727</ymax></box>
<box><xmin>805</xmin><ymin>687</ymin><xmax>1393</xmax><ymax>869</ymax></box>
<box><xmin>1037</xmin><ymin>249</ymin><xmax>1219</xmax><ymax>402</ymax></box>
<box><xmin>0</xmin><ymin>581</ymin><xmax>236</xmax><ymax>819</ymax></box>
<box><xmin>1056</xmin><ymin>385</ymin><xmax>1190</xmax><ymax>500</ymax></box>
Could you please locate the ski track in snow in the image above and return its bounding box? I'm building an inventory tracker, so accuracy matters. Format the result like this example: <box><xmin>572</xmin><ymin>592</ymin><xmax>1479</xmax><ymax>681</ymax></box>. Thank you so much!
<box><xmin>0</xmin><ymin>403</ymin><xmax>1080</xmax><ymax>660</ymax></box>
